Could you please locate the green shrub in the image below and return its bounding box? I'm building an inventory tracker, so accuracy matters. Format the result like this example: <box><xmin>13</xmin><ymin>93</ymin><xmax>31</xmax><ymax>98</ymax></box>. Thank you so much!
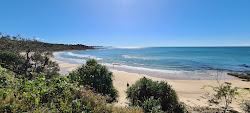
<box><xmin>0</xmin><ymin>51</ymin><xmax>26</xmax><ymax>75</ymax></box>
<box><xmin>126</xmin><ymin>77</ymin><xmax>187</xmax><ymax>112</ymax></box>
<box><xmin>0</xmin><ymin>67</ymin><xmax>87</xmax><ymax>112</ymax></box>
<box><xmin>141</xmin><ymin>96</ymin><xmax>163</xmax><ymax>113</ymax></box>
<box><xmin>69</xmin><ymin>59</ymin><xmax>118</xmax><ymax>102</ymax></box>
<box><xmin>0</xmin><ymin>66</ymin><xmax>142</xmax><ymax>112</ymax></box>
<box><xmin>0</xmin><ymin>50</ymin><xmax>59</xmax><ymax>79</ymax></box>
<box><xmin>203</xmin><ymin>82</ymin><xmax>240</xmax><ymax>113</ymax></box>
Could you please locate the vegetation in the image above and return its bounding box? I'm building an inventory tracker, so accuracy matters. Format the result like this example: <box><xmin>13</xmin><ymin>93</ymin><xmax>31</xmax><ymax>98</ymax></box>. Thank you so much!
<box><xmin>0</xmin><ymin>33</ymin><xmax>140</xmax><ymax>112</ymax></box>
<box><xmin>0</xmin><ymin>50</ymin><xmax>59</xmax><ymax>79</ymax></box>
<box><xmin>0</xmin><ymin>51</ymin><xmax>26</xmax><ymax>75</ymax></box>
<box><xmin>126</xmin><ymin>77</ymin><xmax>187</xmax><ymax>113</ymax></box>
<box><xmin>203</xmin><ymin>82</ymin><xmax>241</xmax><ymax>113</ymax></box>
<box><xmin>242</xmin><ymin>100</ymin><xmax>250</xmax><ymax>113</ymax></box>
<box><xmin>0</xmin><ymin>34</ymin><xmax>61</xmax><ymax>79</ymax></box>
<box><xmin>69</xmin><ymin>59</ymin><xmax>118</xmax><ymax>102</ymax></box>
<box><xmin>0</xmin><ymin>33</ymin><xmax>128</xmax><ymax>112</ymax></box>
<box><xmin>0</xmin><ymin>33</ymin><xmax>95</xmax><ymax>78</ymax></box>
<box><xmin>200</xmin><ymin>72</ymin><xmax>250</xmax><ymax>113</ymax></box>
<box><xmin>140</xmin><ymin>97</ymin><xmax>163</xmax><ymax>113</ymax></box>
<box><xmin>0</xmin><ymin>33</ymin><xmax>94</xmax><ymax>52</ymax></box>
<box><xmin>5</xmin><ymin>32</ymin><xmax>241</xmax><ymax>112</ymax></box>
<box><xmin>0</xmin><ymin>66</ymin><xmax>143</xmax><ymax>112</ymax></box>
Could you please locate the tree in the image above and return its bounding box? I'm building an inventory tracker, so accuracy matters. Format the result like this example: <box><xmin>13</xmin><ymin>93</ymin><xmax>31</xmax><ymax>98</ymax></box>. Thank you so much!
<box><xmin>69</xmin><ymin>59</ymin><xmax>118</xmax><ymax>102</ymax></box>
<box><xmin>0</xmin><ymin>34</ymin><xmax>60</xmax><ymax>79</ymax></box>
<box><xmin>126</xmin><ymin>77</ymin><xmax>187</xmax><ymax>112</ymax></box>
<box><xmin>0</xmin><ymin>51</ymin><xmax>26</xmax><ymax>75</ymax></box>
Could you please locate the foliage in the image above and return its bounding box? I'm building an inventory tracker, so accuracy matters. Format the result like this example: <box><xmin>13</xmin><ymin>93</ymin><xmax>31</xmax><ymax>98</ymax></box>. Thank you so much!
<box><xmin>0</xmin><ymin>51</ymin><xmax>26</xmax><ymax>75</ymax></box>
<box><xmin>126</xmin><ymin>77</ymin><xmax>187</xmax><ymax>113</ymax></box>
<box><xmin>29</xmin><ymin>52</ymin><xmax>60</xmax><ymax>79</ymax></box>
<box><xmin>203</xmin><ymin>82</ymin><xmax>239</xmax><ymax>113</ymax></box>
<box><xmin>141</xmin><ymin>96</ymin><xmax>163</xmax><ymax>113</ymax></box>
<box><xmin>69</xmin><ymin>59</ymin><xmax>118</xmax><ymax>102</ymax></box>
<box><xmin>0</xmin><ymin>33</ymin><xmax>94</xmax><ymax>52</ymax></box>
<box><xmin>0</xmin><ymin>33</ymin><xmax>61</xmax><ymax>79</ymax></box>
<box><xmin>0</xmin><ymin>66</ymin><xmax>143</xmax><ymax>113</ymax></box>
<box><xmin>0</xmin><ymin>50</ymin><xmax>59</xmax><ymax>79</ymax></box>
<box><xmin>0</xmin><ymin>33</ymin><xmax>144</xmax><ymax>112</ymax></box>
<box><xmin>0</xmin><ymin>66</ymin><xmax>89</xmax><ymax>112</ymax></box>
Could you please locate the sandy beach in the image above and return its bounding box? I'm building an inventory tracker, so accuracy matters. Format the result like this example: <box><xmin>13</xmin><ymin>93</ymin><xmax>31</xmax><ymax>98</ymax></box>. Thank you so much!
<box><xmin>51</xmin><ymin>57</ymin><xmax>250</xmax><ymax>112</ymax></box>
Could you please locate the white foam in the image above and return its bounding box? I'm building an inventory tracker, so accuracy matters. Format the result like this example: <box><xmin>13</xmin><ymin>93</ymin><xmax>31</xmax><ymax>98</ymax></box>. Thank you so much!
<box><xmin>68</xmin><ymin>52</ymin><xmax>90</xmax><ymax>58</ymax></box>
<box><xmin>114</xmin><ymin>47</ymin><xmax>147</xmax><ymax>49</ymax></box>
<box><xmin>102</xmin><ymin>63</ymin><xmax>183</xmax><ymax>74</ymax></box>
<box><xmin>53</xmin><ymin>52</ymin><xmax>86</xmax><ymax>64</ymax></box>
<box><xmin>53</xmin><ymin>52</ymin><xmax>233</xmax><ymax>80</ymax></box>
<box><xmin>54</xmin><ymin>52</ymin><xmax>210</xmax><ymax>76</ymax></box>
<box><xmin>122</xmin><ymin>55</ymin><xmax>148</xmax><ymax>60</ymax></box>
<box><xmin>67</xmin><ymin>52</ymin><xmax>103</xmax><ymax>60</ymax></box>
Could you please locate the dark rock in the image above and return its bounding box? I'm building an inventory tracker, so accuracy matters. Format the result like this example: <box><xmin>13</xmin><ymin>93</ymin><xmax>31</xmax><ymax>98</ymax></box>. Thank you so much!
<box><xmin>228</xmin><ymin>72</ymin><xmax>250</xmax><ymax>81</ymax></box>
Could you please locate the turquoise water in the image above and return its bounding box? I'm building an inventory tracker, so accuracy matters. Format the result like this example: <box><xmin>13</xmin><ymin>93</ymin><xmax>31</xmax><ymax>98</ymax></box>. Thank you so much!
<box><xmin>54</xmin><ymin>47</ymin><xmax>250</xmax><ymax>79</ymax></box>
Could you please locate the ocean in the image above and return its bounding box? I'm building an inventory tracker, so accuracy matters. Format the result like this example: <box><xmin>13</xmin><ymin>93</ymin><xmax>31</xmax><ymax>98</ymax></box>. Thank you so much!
<box><xmin>53</xmin><ymin>47</ymin><xmax>250</xmax><ymax>80</ymax></box>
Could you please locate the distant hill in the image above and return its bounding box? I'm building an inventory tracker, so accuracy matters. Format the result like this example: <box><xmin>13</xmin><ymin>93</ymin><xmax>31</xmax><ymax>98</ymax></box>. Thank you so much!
<box><xmin>0</xmin><ymin>34</ymin><xmax>95</xmax><ymax>52</ymax></box>
<box><xmin>34</xmin><ymin>42</ymin><xmax>95</xmax><ymax>51</ymax></box>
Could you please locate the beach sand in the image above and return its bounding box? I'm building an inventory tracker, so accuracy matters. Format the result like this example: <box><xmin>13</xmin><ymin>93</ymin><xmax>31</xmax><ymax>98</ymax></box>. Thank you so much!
<box><xmin>51</xmin><ymin>57</ymin><xmax>250</xmax><ymax>112</ymax></box>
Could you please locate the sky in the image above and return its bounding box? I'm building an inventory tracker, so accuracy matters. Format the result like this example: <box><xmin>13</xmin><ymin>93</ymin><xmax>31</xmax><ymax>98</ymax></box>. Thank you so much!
<box><xmin>0</xmin><ymin>0</ymin><xmax>250</xmax><ymax>47</ymax></box>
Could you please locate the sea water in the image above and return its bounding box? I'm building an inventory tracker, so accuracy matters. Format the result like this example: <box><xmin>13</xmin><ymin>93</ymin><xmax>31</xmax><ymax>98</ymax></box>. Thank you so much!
<box><xmin>54</xmin><ymin>47</ymin><xmax>250</xmax><ymax>79</ymax></box>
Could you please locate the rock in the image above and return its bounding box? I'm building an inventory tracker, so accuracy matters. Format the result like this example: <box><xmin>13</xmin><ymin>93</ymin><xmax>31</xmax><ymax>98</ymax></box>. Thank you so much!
<box><xmin>242</xmin><ymin>64</ymin><xmax>249</xmax><ymax>67</ymax></box>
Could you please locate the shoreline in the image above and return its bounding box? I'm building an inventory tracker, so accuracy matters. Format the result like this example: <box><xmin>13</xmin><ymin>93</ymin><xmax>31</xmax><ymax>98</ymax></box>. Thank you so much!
<box><xmin>51</xmin><ymin>53</ymin><xmax>250</xmax><ymax>112</ymax></box>
<box><xmin>52</xmin><ymin>51</ymin><xmax>236</xmax><ymax>80</ymax></box>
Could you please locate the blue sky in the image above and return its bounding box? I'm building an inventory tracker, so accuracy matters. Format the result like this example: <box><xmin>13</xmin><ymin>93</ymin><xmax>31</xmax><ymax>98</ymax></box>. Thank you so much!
<box><xmin>0</xmin><ymin>0</ymin><xmax>250</xmax><ymax>47</ymax></box>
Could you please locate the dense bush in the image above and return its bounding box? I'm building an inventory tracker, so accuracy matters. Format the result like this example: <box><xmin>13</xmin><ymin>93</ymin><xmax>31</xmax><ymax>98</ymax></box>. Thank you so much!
<box><xmin>126</xmin><ymin>77</ymin><xmax>187</xmax><ymax>113</ymax></box>
<box><xmin>0</xmin><ymin>66</ymin><xmax>143</xmax><ymax>112</ymax></box>
<box><xmin>141</xmin><ymin>96</ymin><xmax>163</xmax><ymax>113</ymax></box>
<box><xmin>69</xmin><ymin>59</ymin><xmax>118</xmax><ymax>102</ymax></box>
<box><xmin>29</xmin><ymin>52</ymin><xmax>60</xmax><ymax>79</ymax></box>
<box><xmin>0</xmin><ymin>66</ymin><xmax>90</xmax><ymax>112</ymax></box>
<box><xmin>0</xmin><ymin>51</ymin><xmax>26</xmax><ymax>75</ymax></box>
<box><xmin>0</xmin><ymin>50</ymin><xmax>59</xmax><ymax>79</ymax></box>
<box><xmin>0</xmin><ymin>33</ymin><xmax>94</xmax><ymax>79</ymax></box>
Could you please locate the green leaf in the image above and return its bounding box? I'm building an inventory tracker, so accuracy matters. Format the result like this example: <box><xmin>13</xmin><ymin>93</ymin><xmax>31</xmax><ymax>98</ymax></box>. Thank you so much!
<box><xmin>3</xmin><ymin>92</ymin><xmax>7</xmax><ymax>99</ymax></box>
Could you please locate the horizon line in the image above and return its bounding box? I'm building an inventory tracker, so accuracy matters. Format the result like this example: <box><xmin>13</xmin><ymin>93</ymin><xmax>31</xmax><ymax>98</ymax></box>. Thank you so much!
<box><xmin>105</xmin><ymin>46</ymin><xmax>250</xmax><ymax>48</ymax></box>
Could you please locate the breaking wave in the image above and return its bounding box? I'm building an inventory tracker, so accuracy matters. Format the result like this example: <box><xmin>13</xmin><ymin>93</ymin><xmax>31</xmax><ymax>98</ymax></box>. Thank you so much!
<box><xmin>68</xmin><ymin>52</ymin><xmax>103</xmax><ymax>60</ymax></box>
<box><xmin>122</xmin><ymin>55</ymin><xmax>148</xmax><ymax>60</ymax></box>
